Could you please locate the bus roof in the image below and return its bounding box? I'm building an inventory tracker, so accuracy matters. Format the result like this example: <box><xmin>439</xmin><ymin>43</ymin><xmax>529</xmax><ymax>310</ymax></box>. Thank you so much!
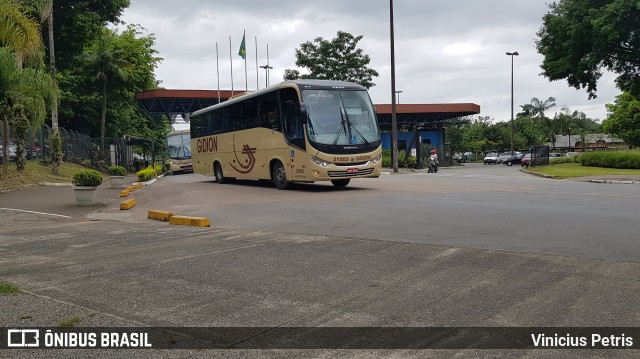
<box><xmin>191</xmin><ymin>80</ymin><xmax>367</xmax><ymax>116</ymax></box>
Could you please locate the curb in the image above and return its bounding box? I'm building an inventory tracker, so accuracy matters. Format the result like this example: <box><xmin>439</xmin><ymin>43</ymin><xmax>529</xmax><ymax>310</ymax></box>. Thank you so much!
<box><xmin>589</xmin><ymin>180</ymin><xmax>639</xmax><ymax>185</ymax></box>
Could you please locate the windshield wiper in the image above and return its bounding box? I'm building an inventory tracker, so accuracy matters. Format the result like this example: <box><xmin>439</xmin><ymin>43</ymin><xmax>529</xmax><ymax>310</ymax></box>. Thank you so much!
<box><xmin>332</xmin><ymin>108</ymin><xmax>348</xmax><ymax>145</ymax></box>
<box><xmin>341</xmin><ymin>108</ymin><xmax>370</xmax><ymax>146</ymax></box>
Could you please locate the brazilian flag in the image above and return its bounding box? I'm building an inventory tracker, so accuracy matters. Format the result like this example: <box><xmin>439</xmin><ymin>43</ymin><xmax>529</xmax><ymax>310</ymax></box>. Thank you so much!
<box><xmin>238</xmin><ymin>34</ymin><xmax>246</xmax><ymax>59</ymax></box>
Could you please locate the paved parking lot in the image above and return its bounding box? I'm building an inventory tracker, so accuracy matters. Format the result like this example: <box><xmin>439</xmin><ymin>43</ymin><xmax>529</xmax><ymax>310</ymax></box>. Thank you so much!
<box><xmin>1</xmin><ymin>164</ymin><xmax>639</xmax><ymax>357</ymax></box>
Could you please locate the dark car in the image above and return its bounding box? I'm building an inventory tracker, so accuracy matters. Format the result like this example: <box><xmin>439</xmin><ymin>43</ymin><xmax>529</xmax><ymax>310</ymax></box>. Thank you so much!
<box><xmin>503</xmin><ymin>153</ymin><xmax>525</xmax><ymax>166</ymax></box>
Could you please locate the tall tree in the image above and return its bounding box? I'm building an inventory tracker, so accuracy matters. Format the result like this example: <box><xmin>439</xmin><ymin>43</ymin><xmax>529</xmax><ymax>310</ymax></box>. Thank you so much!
<box><xmin>0</xmin><ymin>0</ymin><xmax>42</xmax><ymax>67</ymax></box>
<box><xmin>536</xmin><ymin>0</ymin><xmax>640</xmax><ymax>98</ymax></box>
<box><xmin>0</xmin><ymin>48</ymin><xmax>58</xmax><ymax>172</ymax></box>
<box><xmin>530</xmin><ymin>96</ymin><xmax>556</xmax><ymax>121</ymax></box>
<box><xmin>81</xmin><ymin>29</ymin><xmax>130</xmax><ymax>151</ymax></box>
<box><xmin>603</xmin><ymin>92</ymin><xmax>640</xmax><ymax>147</ymax></box>
<box><xmin>23</xmin><ymin>0</ymin><xmax>64</xmax><ymax>173</ymax></box>
<box><xmin>284</xmin><ymin>31</ymin><xmax>379</xmax><ymax>89</ymax></box>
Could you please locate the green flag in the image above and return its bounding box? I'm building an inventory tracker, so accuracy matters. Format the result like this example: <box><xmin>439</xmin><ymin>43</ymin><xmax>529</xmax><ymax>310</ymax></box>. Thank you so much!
<box><xmin>238</xmin><ymin>34</ymin><xmax>246</xmax><ymax>59</ymax></box>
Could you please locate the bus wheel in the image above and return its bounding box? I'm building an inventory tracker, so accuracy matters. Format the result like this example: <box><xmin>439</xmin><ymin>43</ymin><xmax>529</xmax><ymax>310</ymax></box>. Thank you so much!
<box><xmin>214</xmin><ymin>162</ymin><xmax>227</xmax><ymax>184</ymax></box>
<box><xmin>272</xmin><ymin>161</ymin><xmax>292</xmax><ymax>190</ymax></box>
<box><xmin>331</xmin><ymin>179</ymin><xmax>350</xmax><ymax>188</ymax></box>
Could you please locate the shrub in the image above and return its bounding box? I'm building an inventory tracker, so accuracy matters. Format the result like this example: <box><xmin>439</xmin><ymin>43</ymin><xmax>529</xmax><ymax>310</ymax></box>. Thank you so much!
<box><xmin>580</xmin><ymin>150</ymin><xmax>640</xmax><ymax>169</ymax></box>
<box><xmin>137</xmin><ymin>167</ymin><xmax>155</xmax><ymax>182</ymax></box>
<box><xmin>72</xmin><ymin>169</ymin><xmax>103</xmax><ymax>187</ymax></box>
<box><xmin>107</xmin><ymin>166</ymin><xmax>127</xmax><ymax>176</ymax></box>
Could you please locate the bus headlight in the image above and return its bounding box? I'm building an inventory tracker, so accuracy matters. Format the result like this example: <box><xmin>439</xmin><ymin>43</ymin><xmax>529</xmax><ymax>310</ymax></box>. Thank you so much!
<box><xmin>371</xmin><ymin>155</ymin><xmax>382</xmax><ymax>164</ymax></box>
<box><xmin>310</xmin><ymin>155</ymin><xmax>330</xmax><ymax>167</ymax></box>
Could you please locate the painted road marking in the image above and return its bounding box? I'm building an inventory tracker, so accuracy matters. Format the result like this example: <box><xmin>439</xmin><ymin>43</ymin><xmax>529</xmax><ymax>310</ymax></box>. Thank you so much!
<box><xmin>0</xmin><ymin>208</ymin><xmax>71</xmax><ymax>219</ymax></box>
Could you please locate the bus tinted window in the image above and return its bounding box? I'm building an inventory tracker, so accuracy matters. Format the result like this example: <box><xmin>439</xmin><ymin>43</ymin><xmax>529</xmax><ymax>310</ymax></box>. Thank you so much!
<box><xmin>243</xmin><ymin>99</ymin><xmax>259</xmax><ymax>129</ymax></box>
<box><xmin>212</xmin><ymin>110</ymin><xmax>224</xmax><ymax>134</ymax></box>
<box><xmin>228</xmin><ymin>104</ymin><xmax>241</xmax><ymax>131</ymax></box>
<box><xmin>259</xmin><ymin>92</ymin><xmax>280</xmax><ymax>131</ymax></box>
<box><xmin>281</xmin><ymin>88</ymin><xmax>305</xmax><ymax>149</ymax></box>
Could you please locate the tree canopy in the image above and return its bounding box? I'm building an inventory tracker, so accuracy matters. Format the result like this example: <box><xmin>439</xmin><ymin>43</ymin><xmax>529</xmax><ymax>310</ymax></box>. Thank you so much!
<box><xmin>536</xmin><ymin>0</ymin><xmax>640</xmax><ymax>98</ymax></box>
<box><xmin>603</xmin><ymin>92</ymin><xmax>640</xmax><ymax>147</ymax></box>
<box><xmin>284</xmin><ymin>31</ymin><xmax>379</xmax><ymax>89</ymax></box>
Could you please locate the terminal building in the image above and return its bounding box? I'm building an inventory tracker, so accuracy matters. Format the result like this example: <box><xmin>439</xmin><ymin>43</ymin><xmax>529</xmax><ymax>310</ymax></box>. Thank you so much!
<box><xmin>136</xmin><ymin>89</ymin><xmax>480</xmax><ymax>155</ymax></box>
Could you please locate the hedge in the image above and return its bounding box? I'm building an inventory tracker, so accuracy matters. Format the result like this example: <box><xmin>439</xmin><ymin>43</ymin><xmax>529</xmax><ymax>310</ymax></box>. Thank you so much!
<box><xmin>579</xmin><ymin>150</ymin><xmax>640</xmax><ymax>169</ymax></box>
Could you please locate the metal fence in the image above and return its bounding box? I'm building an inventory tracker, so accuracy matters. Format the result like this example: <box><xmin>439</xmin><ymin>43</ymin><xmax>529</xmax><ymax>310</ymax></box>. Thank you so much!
<box><xmin>1</xmin><ymin>120</ymin><xmax>155</xmax><ymax>171</ymax></box>
<box><xmin>531</xmin><ymin>145</ymin><xmax>550</xmax><ymax>167</ymax></box>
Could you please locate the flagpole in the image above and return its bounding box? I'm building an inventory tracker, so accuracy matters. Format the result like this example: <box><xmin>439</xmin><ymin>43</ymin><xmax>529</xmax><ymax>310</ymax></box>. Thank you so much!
<box><xmin>244</xmin><ymin>30</ymin><xmax>248</xmax><ymax>92</ymax></box>
<box><xmin>216</xmin><ymin>42</ymin><xmax>220</xmax><ymax>103</ymax></box>
<box><xmin>255</xmin><ymin>36</ymin><xmax>259</xmax><ymax>90</ymax></box>
<box><xmin>229</xmin><ymin>36</ymin><xmax>234</xmax><ymax>97</ymax></box>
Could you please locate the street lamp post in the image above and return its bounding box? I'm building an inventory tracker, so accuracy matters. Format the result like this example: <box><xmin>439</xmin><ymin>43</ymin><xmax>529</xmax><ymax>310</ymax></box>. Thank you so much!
<box><xmin>395</xmin><ymin>90</ymin><xmax>403</xmax><ymax>104</ymax></box>
<box><xmin>506</xmin><ymin>51</ymin><xmax>519</xmax><ymax>154</ymax></box>
<box><xmin>390</xmin><ymin>0</ymin><xmax>399</xmax><ymax>173</ymax></box>
<box><xmin>259</xmin><ymin>65</ymin><xmax>273</xmax><ymax>87</ymax></box>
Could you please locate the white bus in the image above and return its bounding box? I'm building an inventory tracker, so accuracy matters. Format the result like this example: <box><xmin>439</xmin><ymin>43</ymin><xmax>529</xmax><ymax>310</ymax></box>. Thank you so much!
<box><xmin>166</xmin><ymin>129</ymin><xmax>192</xmax><ymax>174</ymax></box>
<box><xmin>190</xmin><ymin>80</ymin><xmax>382</xmax><ymax>189</ymax></box>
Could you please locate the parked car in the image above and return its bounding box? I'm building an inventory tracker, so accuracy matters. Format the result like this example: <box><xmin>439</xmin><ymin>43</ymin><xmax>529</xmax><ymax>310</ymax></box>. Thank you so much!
<box><xmin>483</xmin><ymin>152</ymin><xmax>499</xmax><ymax>164</ymax></box>
<box><xmin>503</xmin><ymin>153</ymin><xmax>525</xmax><ymax>166</ymax></box>
<box><xmin>549</xmin><ymin>152</ymin><xmax>562</xmax><ymax>158</ymax></box>
<box><xmin>496</xmin><ymin>152</ymin><xmax>517</xmax><ymax>164</ymax></box>
<box><xmin>0</xmin><ymin>142</ymin><xmax>17</xmax><ymax>161</ymax></box>
<box><xmin>563</xmin><ymin>152</ymin><xmax>581</xmax><ymax>157</ymax></box>
<box><xmin>521</xmin><ymin>153</ymin><xmax>532</xmax><ymax>167</ymax></box>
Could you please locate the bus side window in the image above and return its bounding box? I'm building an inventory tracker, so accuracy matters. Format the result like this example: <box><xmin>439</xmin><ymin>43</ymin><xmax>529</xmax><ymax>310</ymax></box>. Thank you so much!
<box><xmin>206</xmin><ymin>112</ymin><xmax>214</xmax><ymax>135</ymax></box>
<box><xmin>190</xmin><ymin>114</ymin><xmax>202</xmax><ymax>138</ymax></box>
<box><xmin>228</xmin><ymin>104</ymin><xmax>241</xmax><ymax>131</ymax></box>
<box><xmin>212</xmin><ymin>110</ymin><xmax>224</xmax><ymax>134</ymax></box>
<box><xmin>243</xmin><ymin>99</ymin><xmax>259</xmax><ymax>129</ymax></box>
<box><xmin>259</xmin><ymin>92</ymin><xmax>280</xmax><ymax>131</ymax></box>
<box><xmin>280</xmin><ymin>88</ymin><xmax>305</xmax><ymax>149</ymax></box>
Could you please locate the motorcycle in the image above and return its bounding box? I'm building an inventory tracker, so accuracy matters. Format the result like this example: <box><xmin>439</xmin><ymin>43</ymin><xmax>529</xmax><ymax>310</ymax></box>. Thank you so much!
<box><xmin>428</xmin><ymin>159</ymin><xmax>438</xmax><ymax>173</ymax></box>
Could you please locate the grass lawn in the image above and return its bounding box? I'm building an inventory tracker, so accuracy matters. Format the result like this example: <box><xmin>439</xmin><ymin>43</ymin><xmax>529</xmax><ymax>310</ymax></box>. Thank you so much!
<box><xmin>526</xmin><ymin>163</ymin><xmax>640</xmax><ymax>179</ymax></box>
<box><xmin>0</xmin><ymin>160</ymin><xmax>107</xmax><ymax>191</ymax></box>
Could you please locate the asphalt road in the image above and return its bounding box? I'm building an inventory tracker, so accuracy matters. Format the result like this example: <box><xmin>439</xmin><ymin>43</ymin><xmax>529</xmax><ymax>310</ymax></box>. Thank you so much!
<box><xmin>94</xmin><ymin>163</ymin><xmax>640</xmax><ymax>262</ymax></box>
<box><xmin>1</xmin><ymin>163</ymin><xmax>639</xmax><ymax>358</ymax></box>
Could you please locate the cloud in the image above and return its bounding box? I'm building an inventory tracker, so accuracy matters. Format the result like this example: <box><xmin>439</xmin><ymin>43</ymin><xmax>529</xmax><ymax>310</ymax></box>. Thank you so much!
<box><xmin>120</xmin><ymin>0</ymin><xmax>620</xmax><ymax>121</ymax></box>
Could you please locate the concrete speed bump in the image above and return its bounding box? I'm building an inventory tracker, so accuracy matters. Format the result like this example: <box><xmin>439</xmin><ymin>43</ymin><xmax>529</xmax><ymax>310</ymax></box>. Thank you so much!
<box><xmin>126</xmin><ymin>186</ymin><xmax>136</xmax><ymax>192</ymax></box>
<box><xmin>148</xmin><ymin>210</ymin><xmax>174</xmax><ymax>222</ymax></box>
<box><xmin>120</xmin><ymin>198</ymin><xmax>137</xmax><ymax>210</ymax></box>
<box><xmin>169</xmin><ymin>215</ymin><xmax>210</xmax><ymax>227</ymax></box>
<box><xmin>133</xmin><ymin>183</ymin><xmax>144</xmax><ymax>189</ymax></box>
<box><xmin>119</xmin><ymin>190</ymin><xmax>130</xmax><ymax>197</ymax></box>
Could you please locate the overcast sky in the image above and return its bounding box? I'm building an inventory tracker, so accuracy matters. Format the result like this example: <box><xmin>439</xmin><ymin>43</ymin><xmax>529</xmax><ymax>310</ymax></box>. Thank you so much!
<box><xmin>120</xmin><ymin>0</ymin><xmax>620</xmax><ymax>122</ymax></box>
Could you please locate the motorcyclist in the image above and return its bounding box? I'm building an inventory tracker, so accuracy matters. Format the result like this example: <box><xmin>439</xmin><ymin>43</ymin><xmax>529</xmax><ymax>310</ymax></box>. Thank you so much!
<box><xmin>428</xmin><ymin>149</ymin><xmax>439</xmax><ymax>172</ymax></box>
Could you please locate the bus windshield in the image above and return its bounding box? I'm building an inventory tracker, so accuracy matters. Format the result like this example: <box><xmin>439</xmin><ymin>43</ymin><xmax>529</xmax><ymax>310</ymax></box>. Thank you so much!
<box><xmin>303</xmin><ymin>89</ymin><xmax>379</xmax><ymax>146</ymax></box>
<box><xmin>167</xmin><ymin>132</ymin><xmax>191</xmax><ymax>160</ymax></box>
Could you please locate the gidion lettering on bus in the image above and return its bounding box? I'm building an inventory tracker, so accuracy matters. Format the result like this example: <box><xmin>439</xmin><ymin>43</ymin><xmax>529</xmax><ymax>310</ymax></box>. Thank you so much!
<box><xmin>197</xmin><ymin>137</ymin><xmax>218</xmax><ymax>153</ymax></box>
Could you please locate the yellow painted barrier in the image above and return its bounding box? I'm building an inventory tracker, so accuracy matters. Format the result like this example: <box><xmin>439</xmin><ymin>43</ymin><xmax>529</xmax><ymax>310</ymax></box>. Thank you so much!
<box><xmin>126</xmin><ymin>186</ymin><xmax>135</xmax><ymax>192</ymax></box>
<box><xmin>120</xmin><ymin>198</ymin><xmax>137</xmax><ymax>210</ymax></box>
<box><xmin>169</xmin><ymin>215</ymin><xmax>210</xmax><ymax>227</ymax></box>
<box><xmin>119</xmin><ymin>190</ymin><xmax>130</xmax><ymax>197</ymax></box>
<box><xmin>148</xmin><ymin>210</ymin><xmax>174</xmax><ymax>222</ymax></box>
<box><xmin>133</xmin><ymin>183</ymin><xmax>144</xmax><ymax>189</ymax></box>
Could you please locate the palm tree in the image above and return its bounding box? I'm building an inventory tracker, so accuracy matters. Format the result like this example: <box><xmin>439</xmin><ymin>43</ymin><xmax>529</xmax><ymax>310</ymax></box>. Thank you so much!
<box><xmin>24</xmin><ymin>0</ymin><xmax>62</xmax><ymax>173</ymax></box>
<box><xmin>0</xmin><ymin>0</ymin><xmax>44</xmax><ymax>176</ymax></box>
<box><xmin>0</xmin><ymin>48</ymin><xmax>58</xmax><ymax>172</ymax></box>
<box><xmin>517</xmin><ymin>103</ymin><xmax>534</xmax><ymax>118</ymax></box>
<box><xmin>0</xmin><ymin>0</ymin><xmax>42</xmax><ymax>67</ymax></box>
<box><xmin>82</xmin><ymin>31</ymin><xmax>130</xmax><ymax>151</ymax></box>
<box><xmin>530</xmin><ymin>96</ymin><xmax>557</xmax><ymax>121</ymax></box>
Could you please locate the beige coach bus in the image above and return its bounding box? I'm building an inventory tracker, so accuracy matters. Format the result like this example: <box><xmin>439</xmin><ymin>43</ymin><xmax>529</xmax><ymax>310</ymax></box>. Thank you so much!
<box><xmin>166</xmin><ymin>129</ymin><xmax>193</xmax><ymax>174</ymax></box>
<box><xmin>189</xmin><ymin>80</ymin><xmax>382</xmax><ymax>189</ymax></box>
